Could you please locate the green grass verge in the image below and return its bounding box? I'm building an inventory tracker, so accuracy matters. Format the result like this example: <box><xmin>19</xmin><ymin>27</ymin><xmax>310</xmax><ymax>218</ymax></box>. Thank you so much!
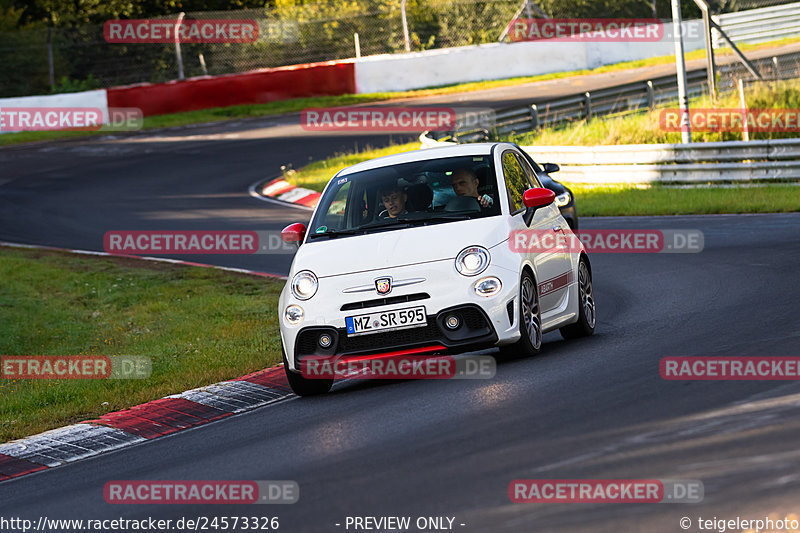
<box><xmin>0</xmin><ymin>246</ymin><xmax>284</xmax><ymax>443</ymax></box>
<box><xmin>570</xmin><ymin>184</ymin><xmax>800</xmax><ymax>216</ymax></box>
<box><xmin>4</xmin><ymin>36</ymin><xmax>798</xmax><ymax>147</ymax></box>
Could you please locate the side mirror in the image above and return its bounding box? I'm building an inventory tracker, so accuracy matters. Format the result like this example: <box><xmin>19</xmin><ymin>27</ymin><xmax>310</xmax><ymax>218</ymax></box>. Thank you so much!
<box><xmin>542</xmin><ymin>163</ymin><xmax>560</xmax><ymax>174</ymax></box>
<box><xmin>281</xmin><ymin>223</ymin><xmax>307</xmax><ymax>246</ymax></box>
<box><xmin>522</xmin><ymin>188</ymin><xmax>555</xmax><ymax>226</ymax></box>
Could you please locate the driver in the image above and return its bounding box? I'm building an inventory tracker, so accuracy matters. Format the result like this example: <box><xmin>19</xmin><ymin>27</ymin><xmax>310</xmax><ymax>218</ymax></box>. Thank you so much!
<box><xmin>450</xmin><ymin>168</ymin><xmax>493</xmax><ymax>208</ymax></box>
<box><xmin>377</xmin><ymin>185</ymin><xmax>408</xmax><ymax>218</ymax></box>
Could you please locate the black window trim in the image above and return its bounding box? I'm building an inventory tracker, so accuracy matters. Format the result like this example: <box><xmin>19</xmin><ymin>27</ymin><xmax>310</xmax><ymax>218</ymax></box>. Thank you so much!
<box><xmin>501</xmin><ymin>149</ymin><xmax>528</xmax><ymax>216</ymax></box>
<box><xmin>513</xmin><ymin>150</ymin><xmax>544</xmax><ymax>189</ymax></box>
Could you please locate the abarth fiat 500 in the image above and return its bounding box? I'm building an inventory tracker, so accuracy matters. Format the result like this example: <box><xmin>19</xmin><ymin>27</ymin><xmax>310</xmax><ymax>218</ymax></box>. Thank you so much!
<box><xmin>278</xmin><ymin>143</ymin><xmax>595</xmax><ymax>395</ymax></box>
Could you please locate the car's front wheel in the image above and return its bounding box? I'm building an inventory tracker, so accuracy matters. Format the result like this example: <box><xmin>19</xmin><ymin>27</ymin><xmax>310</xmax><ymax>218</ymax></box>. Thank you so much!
<box><xmin>560</xmin><ymin>257</ymin><xmax>596</xmax><ymax>339</ymax></box>
<box><xmin>499</xmin><ymin>271</ymin><xmax>542</xmax><ymax>358</ymax></box>
<box><xmin>282</xmin><ymin>347</ymin><xmax>333</xmax><ymax>396</ymax></box>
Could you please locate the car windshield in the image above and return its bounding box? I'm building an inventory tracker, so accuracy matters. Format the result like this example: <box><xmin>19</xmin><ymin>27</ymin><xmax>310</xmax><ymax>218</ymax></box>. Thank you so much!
<box><xmin>308</xmin><ymin>155</ymin><xmax>501</xmax><ymax>239</ymax></box>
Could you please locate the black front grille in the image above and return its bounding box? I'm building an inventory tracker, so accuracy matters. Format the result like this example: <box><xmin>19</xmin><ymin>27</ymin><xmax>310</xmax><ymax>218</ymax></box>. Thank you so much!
<box><xmin>462</xmin><ymin>306</ymin><xmax>488</xmax><ymax>329</ymax></box>
<box><xmin>337</xmin><ymin>320</ymin><xmax>441</xmax><ymax>354</ymax></box>
<box><xmin>340</xmin><ymin>292</ymin><xmax>430</xmax><ymax>311</ymax></box>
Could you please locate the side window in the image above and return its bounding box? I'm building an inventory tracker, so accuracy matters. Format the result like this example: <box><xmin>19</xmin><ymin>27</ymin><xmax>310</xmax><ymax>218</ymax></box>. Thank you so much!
<box><xmin>319</xmin><ymin>181</ymin><xmax>350</xmax><ymax>230</ymax></box>
<box><xmin>502</xmin><ymin>151</ymin><xmax>528</xmax><ymax>213</ymax></box>
<box><xmin>515</xmin><ymin>153</ymin><xmax>543</xmax><ymax>188</ymax></box>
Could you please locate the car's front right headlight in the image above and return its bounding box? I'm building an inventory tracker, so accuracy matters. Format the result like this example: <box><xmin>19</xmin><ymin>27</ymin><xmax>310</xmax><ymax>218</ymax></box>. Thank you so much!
<box><xmin>291</xmin><ymin>270</ymin><xmax>318</xmax><ymax>300</ymax></box>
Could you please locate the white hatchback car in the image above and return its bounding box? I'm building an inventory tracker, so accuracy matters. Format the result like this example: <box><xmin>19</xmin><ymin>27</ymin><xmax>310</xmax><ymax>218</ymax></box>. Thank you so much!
<box><xmin>279</xmin><ymin>143</ymin><xmax>595</xmax><ymax>395</ymax></box>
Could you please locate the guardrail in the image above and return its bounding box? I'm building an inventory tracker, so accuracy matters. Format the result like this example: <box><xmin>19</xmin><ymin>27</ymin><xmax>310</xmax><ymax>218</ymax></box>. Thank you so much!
<box><xmin>419</xmin><ymin>133</ymin><xmax>800</xmax><ymax>184</ymax></box>
<box><xmin>429</xmin><ymin>50</ymin><xmax>800</xmax><ymax>144</ymax></box>
<box><xmin>713</xmin><ymin>2</ymin><xmax>800</xmax><ymax>48</ymax></box>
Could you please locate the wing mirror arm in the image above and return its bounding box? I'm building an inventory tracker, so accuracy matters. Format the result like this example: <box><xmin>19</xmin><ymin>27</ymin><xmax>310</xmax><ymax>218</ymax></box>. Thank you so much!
<box><xmin>521</xmin><ymin>188</ymin><xmax>556</xmax><ymax>227</ymax></box>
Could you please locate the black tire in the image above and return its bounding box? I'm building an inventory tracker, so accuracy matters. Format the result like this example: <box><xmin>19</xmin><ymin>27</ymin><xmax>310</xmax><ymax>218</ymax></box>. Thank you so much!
<box><xmin>560</xmin><ymin>257</ymin><xmax>596</xmax><ymax>339</ymax></box>
<box><xmin>282</xmin><ymin>347</ymin><xmax>333</xmax><ymax>396</ymax></box>
<box><xmin>499</xmin><ymin>271</ymin><xmax>542</xmax><ymax>358</ymax></box>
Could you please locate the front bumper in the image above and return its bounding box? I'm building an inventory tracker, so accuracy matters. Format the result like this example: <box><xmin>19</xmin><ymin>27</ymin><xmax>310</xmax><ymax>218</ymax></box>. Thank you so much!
<box><xmin>279</xmin><ymin>261</ymin><xmax>521</xmax><ymax>371</ymax></box>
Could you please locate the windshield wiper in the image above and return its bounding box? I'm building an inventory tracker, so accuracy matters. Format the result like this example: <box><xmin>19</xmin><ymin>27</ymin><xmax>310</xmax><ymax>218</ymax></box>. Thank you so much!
<box><xmin>307</xmin><ymin>228</ymin><xmax>360</xmax><ymax>239</ymax></box>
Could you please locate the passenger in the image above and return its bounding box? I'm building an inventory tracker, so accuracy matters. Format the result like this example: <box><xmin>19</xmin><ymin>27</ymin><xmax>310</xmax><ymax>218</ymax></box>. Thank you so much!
<box><xmin>450</xmin><ymin>168</ymin><xmax>493</xmax><ymax>208</ymax></box>
<box><xmin>377</xmin><ymin>185</ymin><xmax>408</xmax><ymax>218</ymax></box>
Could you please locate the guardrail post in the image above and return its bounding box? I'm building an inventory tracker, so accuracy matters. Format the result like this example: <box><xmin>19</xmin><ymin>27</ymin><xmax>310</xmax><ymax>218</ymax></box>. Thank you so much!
<box><xmin>529</xmin><ymin>104</ymin><xmax>539</xmax><ymax>130</ymax></box>
<box><xmin>646</xmin><ymin>81</ymin><xmax>655</xmax><ymax>109</ymax></box>
<box><xmin>584</xmin><ymin>92</ymin><xmax>592</xmax><ymax>120</ymax></box>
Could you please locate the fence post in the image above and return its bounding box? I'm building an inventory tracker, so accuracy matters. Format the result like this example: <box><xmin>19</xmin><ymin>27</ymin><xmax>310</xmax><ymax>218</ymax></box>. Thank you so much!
<box><xmin>646</xmin><ymin>81</ymin><xmax>655</xmax><ymax>109</ymax></box>
<box><xmin>529</xmin><ymin>104</ymin><xmax>539</xmax><ymax>130</ymax></box>
<box><xmin>198</xmin><ymin>53</ymin><xmax>208</xmax><ymax>76</ymax></box>
<box><xmin>738</xmin><ymin>78</ymin><xmax>749</xmax><ymax>142</ymax></box>
<box><xmin>401</xmin><ymin>0</ymin><xmax>411</xmax><ymax>52</ymax></box>
<box><xmin>354</xmin><ymin>33</ymin><xmax>361</xmax><ymax>58</ymax></box>
<box><xmin>174</xmin><ymin>13</ymin><xmax>185</xmax><ymax>80</ymax></box>
<box><xmin>772</xmin><ymin>56</ymin><xmax>779</xmax><ymax>78</ymax></box>
<box><xmin>584</xmin><ymin>92</ymin><xmax>592</xmax><ymax>120</ymax></box>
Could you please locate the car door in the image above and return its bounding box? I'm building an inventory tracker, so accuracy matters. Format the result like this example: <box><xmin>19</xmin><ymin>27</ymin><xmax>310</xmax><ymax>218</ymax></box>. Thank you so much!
<box><xmin>501</xmin><ymin>149</ymin><xmax>568</xmax><ymax>314</ymax></box>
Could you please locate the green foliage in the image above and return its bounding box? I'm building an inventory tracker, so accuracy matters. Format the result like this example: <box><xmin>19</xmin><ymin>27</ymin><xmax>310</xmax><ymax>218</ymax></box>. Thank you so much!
<box><xmin>51</xmin><ymin>73</ymin><xmax>100</xmax><ymax>93</ymax></box>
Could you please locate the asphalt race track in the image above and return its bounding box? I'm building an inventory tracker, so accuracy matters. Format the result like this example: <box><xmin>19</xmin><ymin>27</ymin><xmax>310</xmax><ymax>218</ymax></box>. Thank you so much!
<box><xmin>2</xmin><ymin>92</ymin><xmax>800</xmax><ymax>532</ymax></box>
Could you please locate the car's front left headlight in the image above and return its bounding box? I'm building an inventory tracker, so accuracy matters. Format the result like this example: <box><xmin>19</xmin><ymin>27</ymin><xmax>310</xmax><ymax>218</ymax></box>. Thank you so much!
<box><xmin>455</xmin><ymin>246</ymin><xmax>490</xmax><ymax>277</ymax></box>
<box><xmin>555</xmin><ymin>192</ymin><xmax>571</xmax><ymax>207</ymax></box>
<box><xmin>291</xmin><ymin>270</ymin><xmax>318</xmax><ymax>300</ymax></box>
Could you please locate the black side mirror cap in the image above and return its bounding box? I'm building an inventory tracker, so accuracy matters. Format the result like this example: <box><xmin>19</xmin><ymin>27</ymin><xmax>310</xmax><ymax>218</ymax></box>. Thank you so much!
<box><xmin>543</xmin><ymin>163</ymin><xmax>560</xmax><ymax>174</ymax></box>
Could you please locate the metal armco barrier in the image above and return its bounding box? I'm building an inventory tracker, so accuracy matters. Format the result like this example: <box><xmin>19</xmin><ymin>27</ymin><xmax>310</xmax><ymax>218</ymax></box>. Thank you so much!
<box><xmin>419</xmin><ymin>134</ymin><xmax>800</xmax><ymax>184</ymax></box>
<box><xmin>427</xmin><ymin>50</ymin><xmax>800</xmax><ymax>144</ymax></box>
<box><xmin>713</xmin><ymin>2</ymin><xmax>800</xmax><ymax>48</ymax></box>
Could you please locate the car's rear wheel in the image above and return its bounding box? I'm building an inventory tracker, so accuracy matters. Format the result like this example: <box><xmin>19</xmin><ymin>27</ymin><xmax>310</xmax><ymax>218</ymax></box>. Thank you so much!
<box><xmin>499</xmin><ymin>271</ymin><xmax>542</xmax><ymax>358</ymax></box>
<box><xmin>560</xmin><ymin>258</ymin><xmax>596</xmax><ymax>339</ymax></box>
<box><xmin>282</xmin><ymin>347</ymin><xmax>333</xmax><ymax>396</ymax></box>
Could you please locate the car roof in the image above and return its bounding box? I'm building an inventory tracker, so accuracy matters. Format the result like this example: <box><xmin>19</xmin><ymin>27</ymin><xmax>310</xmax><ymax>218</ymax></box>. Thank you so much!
<box><xmin>337</xmin><ymin>143</ymin><xmax>504</xmax><ymax>177</ymax></box>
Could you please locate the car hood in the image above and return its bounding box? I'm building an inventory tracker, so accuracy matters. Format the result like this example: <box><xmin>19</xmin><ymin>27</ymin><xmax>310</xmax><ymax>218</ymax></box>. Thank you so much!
<box><xmin>293</xmin><ymin>217</ymin><xmax>508</xmax><ymax>278</ymax></box>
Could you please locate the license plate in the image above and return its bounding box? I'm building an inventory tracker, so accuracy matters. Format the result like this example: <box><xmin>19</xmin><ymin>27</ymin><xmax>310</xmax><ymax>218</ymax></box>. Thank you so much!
<box><xmin>345</xmin><ymin>306</ymin><xmax>427</xmax><ymax>336</ymax></box>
